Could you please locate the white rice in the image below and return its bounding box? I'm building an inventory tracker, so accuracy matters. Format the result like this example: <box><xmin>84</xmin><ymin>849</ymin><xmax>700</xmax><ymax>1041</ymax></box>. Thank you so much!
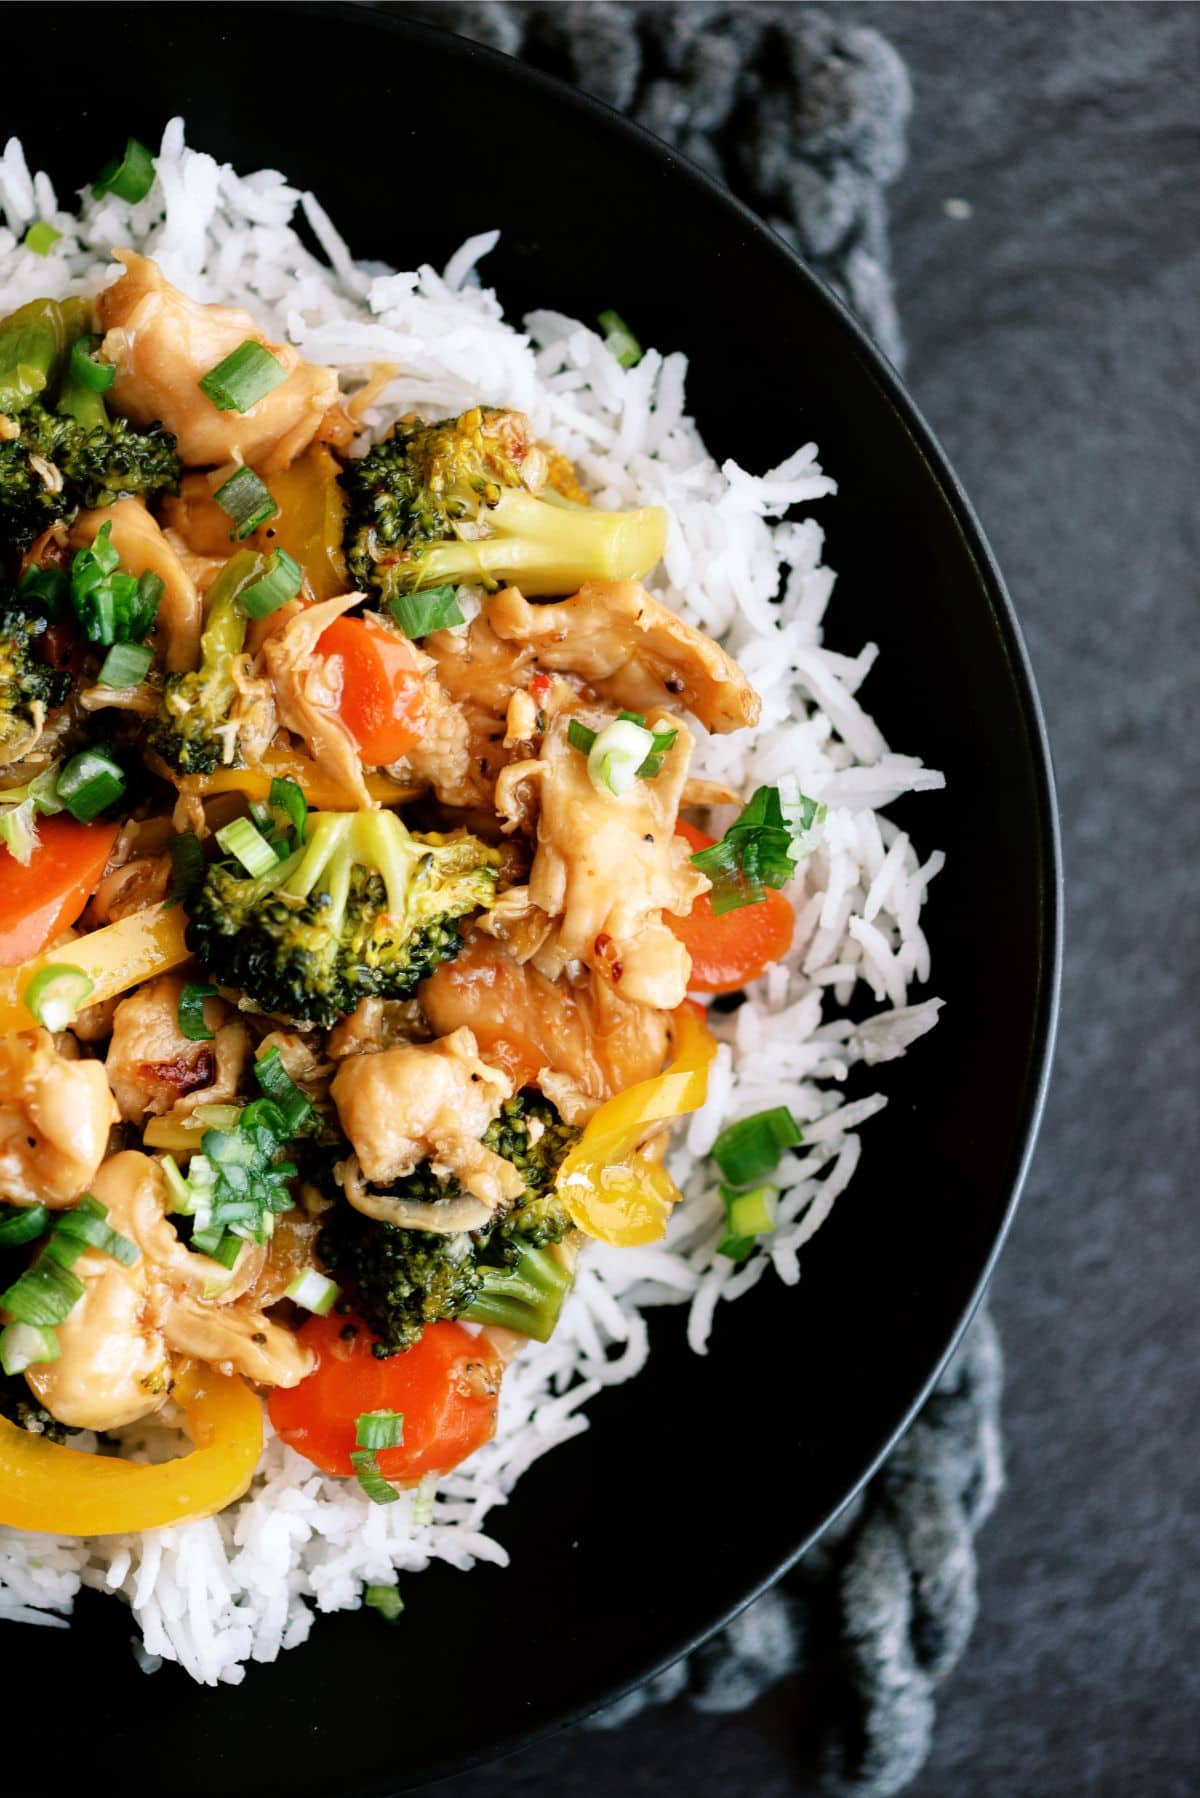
<box><xmin>0</xmin><ymin>121</ymin><xmax>945</xmax><ymax>1682</ymax></box>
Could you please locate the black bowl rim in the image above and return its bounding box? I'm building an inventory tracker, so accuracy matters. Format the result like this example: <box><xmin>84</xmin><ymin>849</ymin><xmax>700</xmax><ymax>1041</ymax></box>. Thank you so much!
<box><xmin>286</xmin><ymin>6</ymin><xmax>1061</xmax><ymax>1781</ymax></box>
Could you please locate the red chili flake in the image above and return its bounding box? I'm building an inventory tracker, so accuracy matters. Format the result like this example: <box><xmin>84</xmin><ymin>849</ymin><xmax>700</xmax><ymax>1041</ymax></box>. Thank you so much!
<box><xmin>593</xmin><ymin>934</ymin><xmax>624</xmax><ymax>982</ymax></box>
<box><xmin>530</xmin><ymin>672</ymin><xmax>552</xmax><ymax>702</ymax></box>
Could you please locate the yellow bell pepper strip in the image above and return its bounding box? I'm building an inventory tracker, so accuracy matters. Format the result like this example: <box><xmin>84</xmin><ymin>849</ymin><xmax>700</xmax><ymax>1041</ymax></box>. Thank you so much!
<box><xmin>183</xmin><ymin>747</ymin><xmax>418</xmax><ymax>812</ymax></box>
<box><xmin>0</xmin><ymin>1363</ymin><xmax>262</xmax><ymax>1535</ymax></box>
<box><xmin>556</xmin><ymin>1001</ymin><xmax>717</xmax><ymax>1246</ymax></box>
<box><xmin>0</xmin><ymin>902</ymin><xmax>188</xmax><ymax>1034</ymax></box>
<box><xmin>249</xmin><ymin>446</ymin><xmax>348</xmax><ymax>601</ymax></box>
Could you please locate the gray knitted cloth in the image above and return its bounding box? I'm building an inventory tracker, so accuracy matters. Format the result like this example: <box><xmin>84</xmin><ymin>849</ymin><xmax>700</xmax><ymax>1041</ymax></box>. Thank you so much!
<box><xmin>394</xmin><ymin>7</ymin><xmax>1006</xmax><ymax>1793</ymax></box>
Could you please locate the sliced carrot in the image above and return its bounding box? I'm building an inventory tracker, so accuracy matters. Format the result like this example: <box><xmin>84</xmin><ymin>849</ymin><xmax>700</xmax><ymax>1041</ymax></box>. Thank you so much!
<box><xmin>316</xmin><ymin>613</ymin><xmax>424</xmax><ymax>766</ymax></box>
<box><xmin>667</xmin><ymin>818</ymin><xmax>795</xmax><ymax>994</ymax></box>
<box><xmin>0</xmin><ymin>816</ymin><xmax>119</xmax><ymax>968</ymax></box>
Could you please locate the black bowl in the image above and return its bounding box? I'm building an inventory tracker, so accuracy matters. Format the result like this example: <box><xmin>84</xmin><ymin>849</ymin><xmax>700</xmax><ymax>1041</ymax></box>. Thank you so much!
<box><xmin>4</xmin><ymin>5</ymin><xmax>1060</xmax><ymax>1791</ymax></box>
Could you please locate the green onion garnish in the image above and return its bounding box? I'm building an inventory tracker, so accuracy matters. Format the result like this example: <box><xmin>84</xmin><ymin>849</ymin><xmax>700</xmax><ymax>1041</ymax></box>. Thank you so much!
<box><xmin>284</xmin><ymin>1267</ymin><xmax>341</xmax><ymax>1316</ymax></box>
<box><xmin>268</xmin><ymin>776</ymin><xmax>307</xmax><ymax>848</ymax></box>
<box><xmin>160</xmin><ymin>1156</ymin><xmax>192</xmax><ymax>1213</ymax></box>
<box><xmin>636</xmin><ymin>726</ymin><xmax>679</xmax><ymax>779</ymax></box>
<box><xmin>177</xmin><ymin>982</ymin><xmax>218</xmax><ymax>1043</ymax></box>
<box><xmin>198</xmin><ymin>341</ymin><xmax>286</xmax><ymax>413</ymax></box>
<box><xmin>690</xmin><ymin>786</ymin><xmax>826</xmax><ymax>915</ymax></box>
<box><xmin>191</xmin><ymin>1226</ymin><xmax>243</xmax><ymax>1269</ymax></box>
<box><xmin>0</xmin><ymin>1321</ymin><xmax>60</xmax><ymax>1375</ymax></box>
<box><xmin>254</xmin><ymin>1046</ymin><xmax>312</xmax><ymax>1135</ymax></box>
<box><xmin>52</xmin><ymin>1196</ymin><xmax>139</xmax><ymax>1269</ymax></box>
<box><xmin>355</xmin><ymin>1409</ymin><xmax>404</xmax><ymax>1452</ymax></box>
<box><xmin>167</xmin><ymin>829</ymin><xmax>205</xmax><ymax>907</ymax></box>
<box><xmin>56</xmin><ymin>747</ymin><xmax>126</xmax><ymax>822</ymax></box>
<box><xmin>710</xmin><ymin>1107</ymin><xmax>802</xmax><ymax>1188</ymax></box>
<box><xmin>23</xmin><ymin>222</ymin><xmax>61</xmax><ymax>257</ymax></box>
<box><xmin>97</xmin><ymin>642</ymin><xmax>153</xmax><ymax>689</ymax></box>
<box><xmin>68</xmin><ymin>525</ymin><xmax>163</xmax><ymax>646</ymax></box>
<box><xmin>0</xmin><ymin>1253</ymin><xmax>84</xmax><ymax>1327</ymax></box>
<box><xmin>16</xmin><ymin>564</ymin><xmax>68</xmax><ymax>616</ymax></box>
<box><xmin>238</xmin><ymin>549</ymin><xmax>303</xmax><ymax>620</ymax></box>
<box><xmin>0</xmin><ymin>1203</ymin><xmax>49</xmax><ymax>1249</ymax></box>
<box><xmin>597</xmin><ymin>308</ymin><xmax>643</xmax><ymax>369</ymax></box>
<box><xmin>717</xmin><ymin>1182</ymin><xmax>780</xmax><ymax>1261</ymax></box>
<box><xmin>215</xmin><ymin>815</ymin><xmax>278</xmax><ymax>878</ymax></box>
<box><xmin>214</xmin><ymin>466</ymin><xmax>278</xmax><ymax>540</ymax></box>
<box><xmin>567</xmin><ymin>718</ymin><xmax>596</xmax><ymax>755</ymax></box>
<box><xmin>363</xmin><ymin>1583</ymin><xmax>404</xmax><ymax>1622</ymax></box>
<box><xmin>92</xmin><ymin>136</ymin><xmax>157</xmax><ymax>204</ymax></box>
<box><xmin>23</xmin><ymin>964</ymin><xmax>94</xmax><ymax>1031</ymax></box>
<box><xmin>67</xmin><ymin>334</ymin><xmax>115</xmax><ymax>394</ymax></box>
<box><xmin>388</xmin><ymin>585</ymin><xmax>465</xmax><ymax>638</ymax></box>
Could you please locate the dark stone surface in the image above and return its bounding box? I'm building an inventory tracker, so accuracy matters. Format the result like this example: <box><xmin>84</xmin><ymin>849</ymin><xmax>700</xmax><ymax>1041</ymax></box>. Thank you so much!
<box><xmin>426</xmin><ymin>5</ymin><xmax>1200</xmax><ymax>1795</ymax></box>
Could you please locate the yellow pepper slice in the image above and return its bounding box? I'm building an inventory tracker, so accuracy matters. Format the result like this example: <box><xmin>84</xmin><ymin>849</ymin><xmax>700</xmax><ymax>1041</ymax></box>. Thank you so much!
<box><xmin>0</xmin><ymin>902</ymin><xmax>188</xmax><ymax>1034</ymax></box>
<box><xmin>187</xmin><ymin>747</ymin><xmax>418</xmax><ymax>811</ymax></box>
<box><xmin>556</xmin><ymin>1003</ymin><xmax>717</xmax><ymax>1246</ymax></box>
<box><xmin>0</xmin><ymin>1364</ymin><xmax>262</xmax><ymax>1535</ymax></box>
<box><xmin>248</xmin><ymin>445</ymin><xmax>348</xmax><ymax>601</ymax></box>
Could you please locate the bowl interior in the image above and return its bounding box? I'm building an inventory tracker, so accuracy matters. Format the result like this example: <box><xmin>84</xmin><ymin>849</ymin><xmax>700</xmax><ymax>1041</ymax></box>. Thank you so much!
<box><xmin>3</xmin><ymin>8</ymin><xmax>1058</xmax><ymax>1794</ymax></box>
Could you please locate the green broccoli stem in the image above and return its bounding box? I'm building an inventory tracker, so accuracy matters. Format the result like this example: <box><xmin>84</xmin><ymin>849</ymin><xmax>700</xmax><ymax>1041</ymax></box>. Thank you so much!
<box><xmin>412</xmin><ymin>489</ymin><xmax>667</xmax><ymax>599</ymax></box>
<box><xmin>282</xmin><ymin>810</ymin><xmax>418</xmax><ymax>925</ymax></box>
<box><xmin>195</xmin><ymin>548</ymin><xmax>257</xmax><ymax>693</ymax></box>
<box><xmin>0</xmin><ymin>298</ymin><xmax>66</xmax><ymax>416</ymax></box>
<box><xmin>462</xmin><ymin>1242</ymin><xmax>574</xmax><ymax>1342</ymax></box>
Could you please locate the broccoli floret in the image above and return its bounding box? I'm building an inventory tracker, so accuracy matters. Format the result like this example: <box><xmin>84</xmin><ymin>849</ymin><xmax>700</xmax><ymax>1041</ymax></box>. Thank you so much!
<box><xmin>0</xmin><ymin>404</ymin><xmax>179</xmax><ymax>555</ymax></box>
<box><xmin>319</xmin><ymin>1091</ymin><xmax>581</xmax><ymax>1354</ymax></box>
<box><xmin>146</xmin><ymin>551</ymin><xmax>256</xmax><ymax>775</ymax></box>
<box><xmin>186</xmin><ymin>807</ymin><xmax>500</xmax><ymax>1027</ymax></box>
<box><xmin>340</xmin><ymin>405</ymin><xmax>666</xmax><ymax>605</ymax></box>
<box><xmin>0</xmin><ymin>1375</ymin><xmax>78</xmax><ymax>1446</ymax></box>
<box><xmin>0</xmin><ymin>587</ymin><xmax>70</xmax><ymax>762</ymax></box>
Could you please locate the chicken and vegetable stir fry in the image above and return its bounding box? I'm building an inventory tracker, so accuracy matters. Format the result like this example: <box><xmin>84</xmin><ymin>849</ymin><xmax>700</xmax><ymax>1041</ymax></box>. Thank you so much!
<box><xmin>0</xmin><ymin>253</ymin><xmax>823</xmax><ymax>1528</ymax></box>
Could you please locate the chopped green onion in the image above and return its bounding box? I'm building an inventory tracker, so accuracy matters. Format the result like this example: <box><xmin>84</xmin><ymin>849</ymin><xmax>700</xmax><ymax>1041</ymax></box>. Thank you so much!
<box><xmin>92</xmin><ymin>137</ymin><xmax>156</xmax><ymax>204</ymax></box>
<box><xmin>710</xmin><ymin>1107</ymin><xmax>802</xmax><ymax>1188</ymax></box>
<box><xmin>177</xmin><ymin>982</ymin><xmax>218</xmax><ymax>1043</ymax></box>
<box><xmin>350</xmin><ymin>1450</ymin><xmax>402</xmax><ymax>1505</ymax></box>
<box><xmin>191</xmin><ymin>1104</ymin><xmax>242</xmax><ymax>1132</ymax></box>
<box><xmin>284</xmin><ymin>1267</ymin><xmax>341</xmax><ymax>1315</ymax></box>
<box><xmin>0</xmin><ymin>1204</ymin><xmax>49</xmax><ymax>1249</ymax></box>
<box><xmin>586</xmin><ymin>718</ymin><xmax>654</xmax><ymax>798</ymax></box>
<box><xmin>23</xmin><ymin>222</ymin><xmax>61</xmax><ymax>257</ymax></box>
<box><xmin>167</xmin><ymin>830</ymin><xmax>205</xmax><ymax>907</ymax></box>
<box><xmin>52</xmin><ymin>1196</ymin><xmax>139</xmax><ymax>1268</ymax></box>
<box><xmin>355</xmin><ymin>1409</ymin><xmax>404</xmax><ymax>1451</ymax></box>
<box><xmin>67</xmin><ymin>334</ymin><xmax>115</xmax><ymax>393</ymax></box>
<box><xmin>724</xmin><ymin>1183</ymin><xmax>779</xmax><ymax>1238</ymax></box>
<box><xmin>636</xmin><ymin>726</ymin><xmax>679</xmax><ymax>779</ymax></box>
<box><xmin>16</xmin><ymin>564</ymin><xmax>68</xmax><ymax>616</ymax></box>
<box><xmin>690</xmin><ymin>785</ymin><xmax>826</xmax><ymax>915</ymax></box>
<box><xmin>214</xmin><ymin>466</ymin><xmax>278</xmax><ymax>540</ymax></box>
<box><xmin>97</xmin><ymin>641</ymin><xmax>153</xmax><ymax>688</ymax></box>
<box><xmin>68</xmin><ymin>525</ymin><xmax>162</xmax><ymax>646</ymax></box>
<box><xmin>254</xmin><ymin>1047</ymin><xmax>312</xmax><ymax>1134</ymax></box>
<box><xmin>160</xmin><ymin>1156</ymin><xmax>192</xmax><ymax>1212</ymax></box>
<box><xmin>0</xmin><ymin>1321</ymin><xmax>60</xmax><ymax>1375</ymax></box>
<box><xmin>717</xmin><ymin>1229</ymin><xmax>755</xmax><ymax>1263</ymax></box>
<box><xmin>237</xmin><ymin>549</ymin><xmax>303</xmax><ymax>620</ymax></box>
<box><xmin>130</xmin><ymin>570</ymin><xmax>165</xmax><ymax>640</ymax></box>
<box><xmin>411</xmin><ymin>1474</ymin><xmax>437</xmax><ymax>1527</ymax></box>
<box><xmin>55</xmin><ymin>747</ymin><xmax>126</xmax><ymax>821</ymax></box>
<box><xmin>388</xmin><ymin>585</ymin><xmax>465</xmax><ymax>638</ymax></box>
<box><xmin>23</xmin><ymin>964</ymin><xmax>94</xmax><ymax>1031</ymax></box>
<box><xmin>199</xmin><ymin>341</ymin><xmax>286</xmax><ymax>413</ymax></box>
<box><xmin>215</xmin><ymin>815</ymin><xmax>278</xmax><ymax>878</ymax></box>
<box><xmin>363</xmin><ymin>1583</ymin><xmax>404</xmax><ymax>1622</ymax></box>
<box><xmin>0</xmin><ymin>765</ymin><xmax>65</xmax><ymax>867</ymax></box>
<box><xmin>0</xmin><ymin>1254</ymin><xmax>84</xmax><ymax>1327</ymax></box>
<box><xmin>597</xmin><ymin>308</ymin><xmax>643</xmax><ymax>369</ymax></box>
<box><xmin>567</xmin><ymin>718</ymin><xmax>597</xmax><ymax>756</ymax></box>
<box><xmin>191</xmin><ymin>1226</ymin><xmax>243</xmax><ymax>1269</ymax></box>
<box><xmin>268</xmin><ymin>776</ymin><xmax>306</xmax><ymax>847</ymax></box>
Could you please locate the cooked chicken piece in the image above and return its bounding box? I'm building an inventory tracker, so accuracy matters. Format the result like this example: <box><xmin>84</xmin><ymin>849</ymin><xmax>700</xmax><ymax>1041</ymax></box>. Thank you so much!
<box><xmin>161</xmin><ymin>472</ymin><xmax>239</xmax><ymax>558</ymax></box>
<box><xmin>421</xmin><ymin>934</ymin><xmax>672</xmax><ymax>1102</ymax></box>
<box><xmin>164</xmin><ymin>1293</ymin><xmax>313</xmax><ymax>1388</ymax></box>
<box><xmin>72</xmin><ymin>499</ymin><xmax>201</xmax><ymax>673</ymax></box>
<box><xmin>262</xmin><ymin>592</ymin><xmax>374</xmax><ymax>809</ymax></box>
<box><xmin>99</xmin><ymin>251</ymin><xmax>344</xmax><ymax>471</ymax></box>
<box><xmin>105</xmin><ymin>975</ymin><xmax>249</xmax><ymax>1122</ymax></box>
<box><xmin>487</xmin><ymin>581</ymin><xmax>761</xmax><ymax>733</ymax></box>
<box><xmin>331</xmin><ymin>1028</ymin><xmax>523</xmax><ymax>1211</ymax></box>
<box><xmin>392</xmin><ymin>612</ymin><xmax>536</xmax><ymax>808</ymax></box>
<box><xmin>489</xmin><ymin>708</ymin><xmax>707</xmax><ymax>1009</ymax></box>
<box><xmin>325</xmin><ymin>997</ymin><xmax>425</xmax><ymax>1060</ymax></box>
<box><xmin>0</xmin><ymin>1031</ymin><xmax>118</xmax><ymax>1208</ymax></box>
<box><xmin>254</xmin><ymin>1032</ymin><xmax>332</xmax><ymax>1106</ymax></box>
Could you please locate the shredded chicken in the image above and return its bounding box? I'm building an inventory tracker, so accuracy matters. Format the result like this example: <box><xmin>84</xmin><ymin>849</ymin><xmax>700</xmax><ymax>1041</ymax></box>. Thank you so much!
<box><xmin>325</xmin><ymin>997</ymin><xmax>425</xmax><ymax>1060</ymax></box>
<box><xmin>105</xmin><ymin>975</ymin><xmax>249</xmax><ymax>1122</ymax></box>
<box><xmin>72</xmin><ymin>499</ymin><xmax>202</xmax><ymax>673</ymax></box>
<box><xmin>489</xmin><ymin>708</ymin><xmax>707</xmax><ymax>1009</ymax></box>
<box><xmin>487</xmin><ymin>581</ymin><xmax>761</xmax><ymax>733</ymax></box>
<box><xmin>0</xmin><ymin>1030</ymin><xmax>117</xmax><ymax>1209</ymax></box>
<box><xmin>262</xmin><ymin>592</ymin><xmax>374</xmax><ymax>808</ymax></box>
<box><xmin>164</xmin><ymin>1293</ymin><xmax>314</xmax><ymax>1388</ymax></box>
<box><xmin>99</xmin><ymin>251</ymin><xmax>345</xmax><ymax>471</ymax></box>
<box><xmin>331</xmin><ymin>1028</ymin><xmax>523</xmax><ymax>1211</ymax></box>
<box><xmin>421</xmin><ymin>934</ymin><xmax>672</xmax><ymax>1102</ymax></box>
<box><xmin>392</xmin><ymin>611</ymin><xmax>536</xmax><ymax>807</ymax></box>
